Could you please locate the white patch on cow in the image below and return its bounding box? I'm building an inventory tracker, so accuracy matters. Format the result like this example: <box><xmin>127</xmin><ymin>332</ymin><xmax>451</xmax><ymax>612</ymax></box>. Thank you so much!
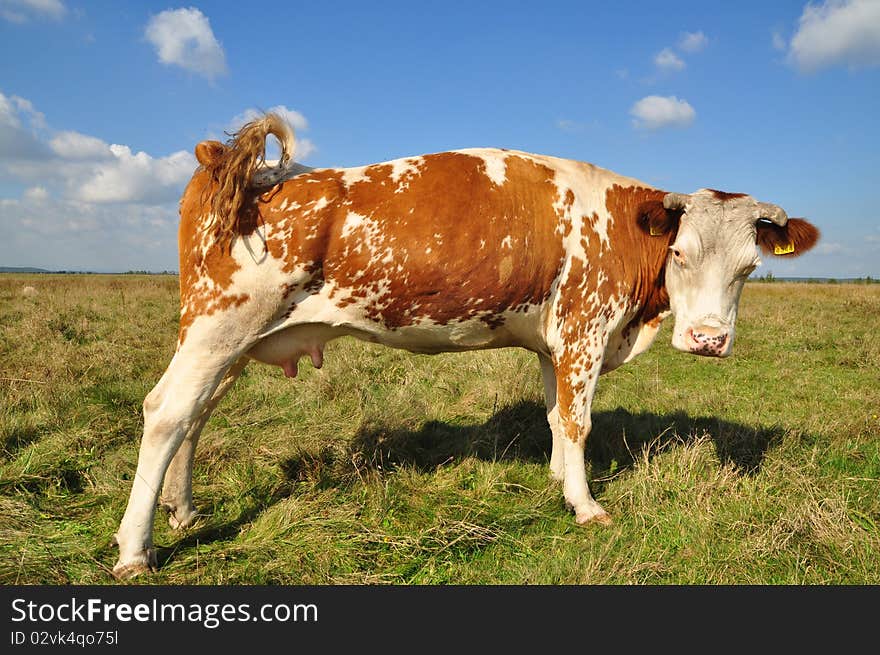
<box><xmin>482</xmin><ymin>155</ymin><xmax>507</xmax><ymax>186</ymax></box>
<box><xmin>306</xmin><ymin>196</ymin><xmax>328</xmax><ymax>214</ymax></box>
<box><xmin>548</xmin><ymin>157</ymin><xmax>648</xmax><ymax>256</ymax></box>
<box><xmin>455</xmin><ymin>148</ymin><xmax>507</xmax><ymax>186</ymax></box>
<box><xmin>341</xmin><ymin>211</ymin><xmax>367</xmax><ymax>239</ymax></box>
<box><xmin>391</xmin><ymin>156</ymin><xmax>424</xmax><ymax>190</ymax></box>
<box><xmin>341</xmin><ymin>166</ymin><xmax>369</xmax><ymax>187</ymax></box>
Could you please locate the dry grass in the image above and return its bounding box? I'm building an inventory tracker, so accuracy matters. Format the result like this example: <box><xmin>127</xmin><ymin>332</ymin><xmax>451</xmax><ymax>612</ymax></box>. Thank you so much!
<box><xmin>1</xmin><ymin>275</ymin><xmax>878</xmax><ymax>584</ymax></box>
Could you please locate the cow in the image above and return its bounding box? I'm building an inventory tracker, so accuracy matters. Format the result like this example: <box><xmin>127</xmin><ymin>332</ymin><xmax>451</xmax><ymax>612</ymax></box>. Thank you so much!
<box><xmin>111</xmin><ymin>113</ymin><xmax>819</xmax><ymax>578</ymax></box>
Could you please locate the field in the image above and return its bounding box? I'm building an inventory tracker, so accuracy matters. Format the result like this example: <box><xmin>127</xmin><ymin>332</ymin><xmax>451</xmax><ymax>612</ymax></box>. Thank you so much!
<box><xmin>1</xmin><ymin>274</ymin><xmax>878</xmax><ymax>584</ymax></box>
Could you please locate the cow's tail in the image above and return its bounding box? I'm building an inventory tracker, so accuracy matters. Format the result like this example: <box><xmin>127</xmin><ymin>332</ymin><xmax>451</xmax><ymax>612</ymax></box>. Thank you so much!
<box><xmin>202</xmin><ymin>112</ymin><xmax>296</xmax><ymax>247</ymax></box>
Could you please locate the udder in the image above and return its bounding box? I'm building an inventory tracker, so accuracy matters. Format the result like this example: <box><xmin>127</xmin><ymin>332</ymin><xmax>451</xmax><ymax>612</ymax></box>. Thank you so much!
<box><xmin>278</xmin><ymin>347</ymin><xmax>323</xmax><ymax>378</ymax></box>
<box><xmin>247</xmin><ymin>324</ymin><xmax>346</xmax><ymax>377</ymax></box>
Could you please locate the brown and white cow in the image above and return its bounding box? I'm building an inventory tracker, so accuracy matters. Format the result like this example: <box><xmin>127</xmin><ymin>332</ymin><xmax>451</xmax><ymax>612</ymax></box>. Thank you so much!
<box><xmin>112</xmin><ymin>113</ymin><xmax>819</xmax><ymax>577</ymax></box>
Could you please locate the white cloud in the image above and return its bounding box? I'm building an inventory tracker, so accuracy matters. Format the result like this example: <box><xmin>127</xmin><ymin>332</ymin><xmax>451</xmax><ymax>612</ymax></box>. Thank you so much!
<box><xmin>788</xmin><ymin>0</ymin><xmax>880</xmax><ymax>72</ymax></box>
<box><xmin>10</xmin><ymin>95</ymin><xmax>46</xmax><ymax>129</ymax></box>
<box><xmin>0</xmin><ymin>196</ymin><xmax>180</xmax><ymax>271</ymax></box>
<box><xmin>23</xmin><ymin>185</ymin><xmax>48</xmax><ymax>201</ymax></box>
<box><xmin>630</xmin><ymin>95</ymin><xmax>696</xmax><ymax>130</ymax></box>
<box><xmin>0</xmin><ymin>92</ymin><xmax>326</xmax><ymax>271</ymax></box>
<box><xmin>679</xmin><ymin>31</ymin><xmax>708</xmax><ymax>53</ymax></box>
<box><xmin>772</xmin><ymin>31</ymin><xmax>787</xmax><ymax>51</ymax></box>
<box><xmin>144</xmin><ymin>8</ymin><xmax>227</xmax><ymax>80</ymax></box>
<box><xmin>49</xmin><ymin>131</ymin><xmax>112</xmax><ymax>159</ymax></box>
<box><xmin>0</xmin><ymin>92</ymin><xmax>46</xmax><ymax>130</ymax></box>
<box><xmin>654</xmin><ymin>48</ymin><xmax>685</xmax><ymax>72</ymax></box>
<box><xmin>556</xmin><ymin>119</ymin><xmax>584</xmax><ymax>133</ymax></box>
<box><xmin>0</xmin><ymin>91</ymin><xmax>50</xmax><ymax>160</ymax></box>
<box><xmin>815</xmin><ymin>242</ymin><xmax>845</xmax><ymax>254</ymax></box>
<box><xmin>75</xmin><ymin>146</ymin><xmax>196</xmax><ymax>204</ymax></box>
<box><xmin>227</xmin><ymin>105</ymin><xmax>317</xmax><ymax>161</ymax></box>
<box><xmin>0</xmin><ymin>0</ymin><xmax>66</xmax><ymax>23</ymax></box>
<box><xmin>5</xmin><ymin>143</ymin><xmax>196</xmax><ymax>204</ymax></box>
<box><xmin>0</xmin><ymin>92</ymin><xmax>21</xmax><ymax>127</ymax></box>
<box><xmin>1</xmin><ymin>90</ymin><xmax>198</xmax><ymax>205</ymax></box>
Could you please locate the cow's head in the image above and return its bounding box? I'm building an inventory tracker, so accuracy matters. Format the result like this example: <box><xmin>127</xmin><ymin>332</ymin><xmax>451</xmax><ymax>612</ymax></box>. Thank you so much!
<box><xmin>645</xmin><ymin>188</ymin><xmax>819</xmax><ymax>357</ymax></box>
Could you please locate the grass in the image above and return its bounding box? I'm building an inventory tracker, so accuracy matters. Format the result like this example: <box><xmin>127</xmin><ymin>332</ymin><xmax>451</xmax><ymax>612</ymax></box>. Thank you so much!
<box><xmin>1</xmin><ymin>274</ymin><xmax>878</xmax><ymax>584</ymax></box>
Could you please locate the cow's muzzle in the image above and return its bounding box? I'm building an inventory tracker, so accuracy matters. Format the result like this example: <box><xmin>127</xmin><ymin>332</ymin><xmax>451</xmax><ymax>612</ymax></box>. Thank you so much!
<box><xmin>685</xmin><ymin>325</ymin><xmax>731</xmax><ymax>357</ymax></box>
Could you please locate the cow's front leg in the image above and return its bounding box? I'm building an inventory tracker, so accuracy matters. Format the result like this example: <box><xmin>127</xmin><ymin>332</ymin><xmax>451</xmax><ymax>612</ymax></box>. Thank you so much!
<box><xmin>551</xmin><ymin>352</ymin><xmax>612</xmax><ymax>526</ymax></box>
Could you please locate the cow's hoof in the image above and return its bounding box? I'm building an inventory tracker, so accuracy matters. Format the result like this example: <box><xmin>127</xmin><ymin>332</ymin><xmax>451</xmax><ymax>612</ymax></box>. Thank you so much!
<box><xmin>112</xmin><ymin>549</ymin><xmax>157</xmax><ymax>580</ymax></box>
<box><xmin>163</xmin><ymin>504</ymin><xmax>199</xmax><ymax>530</ymax></box>
<box><xmin>575</xmin><ymin>510</ymin><xmax>613</xmax><ymax>526</ymax></box>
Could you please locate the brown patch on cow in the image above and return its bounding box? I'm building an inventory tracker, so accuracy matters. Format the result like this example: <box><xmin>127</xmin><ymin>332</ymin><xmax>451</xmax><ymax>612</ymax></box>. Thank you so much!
<box><xmin>605</xmin><ymin>185</ymin><xmax>678</xmax><ymax>324</ymax></box>
<box><xmin>258</xmin><ymin>172</ymin><xmax>346</xmax><ymax>276</ymax></box>
<box><xmin>247</xmin><ymin>152</ymin><xmax>568</xmax><ymax>331</ymax></box>
<box><xmin>710</xmin><ymin>189</ymin><xmax>747</xmax><ymax>202</ymax></box>
<box><xmin>637</xmin><ymin>198</ymin><xmax>680</xmax><ymax>237</ymax></box>
<box><xmin>756</xmin><ymin>217</ymin><xmax>820</xmax><ymax>257</ymax></box>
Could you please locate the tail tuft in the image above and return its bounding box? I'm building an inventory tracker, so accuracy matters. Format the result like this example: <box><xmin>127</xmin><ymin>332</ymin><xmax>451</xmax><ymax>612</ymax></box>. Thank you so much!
<box><xmin>201</xmin><ymin>112</ymin><xmax>296</xmax><ymax>248</ymax></box>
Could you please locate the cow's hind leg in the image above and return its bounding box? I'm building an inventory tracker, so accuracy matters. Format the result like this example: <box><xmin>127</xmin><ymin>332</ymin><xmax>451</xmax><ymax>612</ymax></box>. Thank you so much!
<box><xmin>159</xmin><ymin>357</ymin><xmax>248</xmax><ymax>530</ymax></box>
<box><xmin>538</xmin><ymin>353</ymin><xmax>565</xmax><ymax>482</ymax></box>
<box><xmin>550</xmin><ymin>352</ymin><xmax>612</xmax><ymax>526</ymax></box>
<box><xmin>112</xmin><ymin>342</ymin><xmax>241</xmax><ymax>579</ymax></box>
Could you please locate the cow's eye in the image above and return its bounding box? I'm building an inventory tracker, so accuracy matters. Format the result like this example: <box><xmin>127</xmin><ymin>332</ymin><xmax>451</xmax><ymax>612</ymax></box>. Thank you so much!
<box><xmin>669</xmin><ymin>246</ymin><xmax>687</xmax><ymax>266</ymax></box>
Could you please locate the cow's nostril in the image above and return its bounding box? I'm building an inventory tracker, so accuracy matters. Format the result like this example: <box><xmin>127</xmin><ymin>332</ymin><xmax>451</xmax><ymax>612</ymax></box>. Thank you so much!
<box><xmin>687</xmin><ymin>327</ymin><xmax>730</xmax><ymax>356</ymax></box>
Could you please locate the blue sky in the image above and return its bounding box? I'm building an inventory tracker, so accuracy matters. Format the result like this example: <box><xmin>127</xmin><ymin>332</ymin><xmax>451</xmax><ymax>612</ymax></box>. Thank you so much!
<box><xmin>1</xmin><ymin>0</ymin><xmax>878</xmax><ymax>276</ymax></box>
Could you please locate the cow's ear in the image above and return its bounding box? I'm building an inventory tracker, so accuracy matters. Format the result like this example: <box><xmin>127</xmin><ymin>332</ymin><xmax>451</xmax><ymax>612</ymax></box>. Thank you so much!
<box><xmin>637</xmin><ymin>200</ymin><xmax>682</xmax><ymax>237</ymax></box>
<box><xmin>195</xmin><ymin>140</ymin><xmax>226</xmax><ymax>167</ymax></box>
<box><xmin>756</xmin><ymin>218</ymin><xmax>820</xmax><ymax>257</ymax></box>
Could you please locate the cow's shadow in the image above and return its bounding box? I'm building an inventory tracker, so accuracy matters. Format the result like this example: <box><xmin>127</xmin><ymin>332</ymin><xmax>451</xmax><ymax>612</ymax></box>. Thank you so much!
<box><xmin>293</xmin><ymin>400</ymin><xmax>786</xmax><ymax>483</ymax></box>
<box><xmin>149</xmin><ymin>401</ymin><xmax>785</xmax><ymax>572</ymax></box>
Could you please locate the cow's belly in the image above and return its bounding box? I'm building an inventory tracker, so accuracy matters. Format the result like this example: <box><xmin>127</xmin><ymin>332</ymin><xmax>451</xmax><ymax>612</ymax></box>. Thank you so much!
<box><xmin>247</xmin><ymin>296</ymin><xmax>547</xmax><ymax>376</ymax></box>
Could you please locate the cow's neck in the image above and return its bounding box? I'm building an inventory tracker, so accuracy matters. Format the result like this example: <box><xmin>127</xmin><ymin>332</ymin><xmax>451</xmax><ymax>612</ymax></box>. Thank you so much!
<box><xmin>598</xmin><ymin>186</ymin><xmax>676</xmax><ymax>372</ymax></box>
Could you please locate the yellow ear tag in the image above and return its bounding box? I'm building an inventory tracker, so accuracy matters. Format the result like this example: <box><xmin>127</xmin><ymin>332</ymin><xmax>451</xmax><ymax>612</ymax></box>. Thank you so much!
<box><xmin>649</xmin><ymin>225</ymin><xmax>663</xmax><ymax>236</ymax></box>
<box><xmin>774</xmin><ymin>242</ymin><xmax>795</xmax><ymax>255</ymax></box>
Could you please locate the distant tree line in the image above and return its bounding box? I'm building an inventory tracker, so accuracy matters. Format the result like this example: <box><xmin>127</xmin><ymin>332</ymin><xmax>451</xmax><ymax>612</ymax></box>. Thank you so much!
<box><xmin>123</xmin><ymin>270</ymin><xmax>178</xmax><ymax>275</ymax></box>
<box><xmin>751</xmin><ymin>272</ymin><xmax>878</xmax><ymax>284</ymax></box>
<box><xmin>0</xmin><ymin>269</ymin><xmax>177</xmax><ymax>275</ymax></box>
